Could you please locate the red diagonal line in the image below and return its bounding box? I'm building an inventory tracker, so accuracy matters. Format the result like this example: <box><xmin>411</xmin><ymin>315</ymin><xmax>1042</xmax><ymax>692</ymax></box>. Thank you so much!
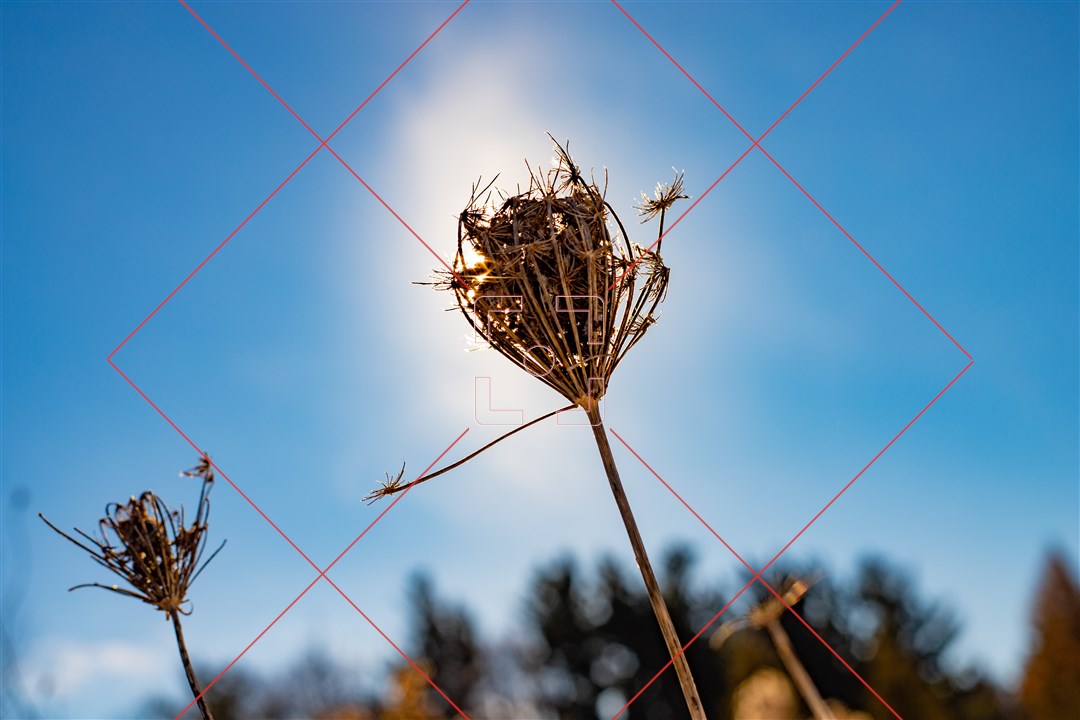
<box><xmin>759</xmin><ymin>577</ymin><xmax>903</xmax><ymax>720</ymax></box>
<box><xmin>608</xmin><ymin>0</ymin><xmax>906</xmax><ymax>288</ymax></box>
<box><xmin>611</xmin><ymin>0</ymin><xmax>903</xmax><ymax>152</ymax></box>
<box><xmin>171</xmin><ymin>430</ymin><xmax>470</xmax><ymax>719</ymax></box>
<box><xmin>761</xmin><ymin>359</ymin><xmax>972</xmax><ymax>573</ymax></box>
<box><xmin>608</xmin><ymin>0</ymin><xmax>752</xmax><ymax>140</ymax></box>
<box><xmin>607</xmin><ymin>283</ymin><xmax>970</xmax><ymax>715</ymax></box>
<box><xmin>610</xmin><ymin>427</ymin><xmax>752</xmax><ymax>568</ymax></box>
<box><xmin>107</xmin><ymin>144</ymin><xmax>323</xmax><ymax>360</ymax></box>
<box><xmin>174</xmin><ymin>0</ymin><xmax>466</xmax><ymax>295</ymax></box>
<box><xmin>650</xmin><ymin>142</ymin><xmax>757</xmax><ymax>254</ymax></box>
<box><xmin>632</xmin><ymin>0</ymin><xmax>904</xmax><ymax>258</ymax></box>
<box><xmin>115</xmin><ymin>4</ymin><xmax>475</xmax><ymax>712</ymax></box>
<box><xmin>321</xmin><ymin>573</ymin><xmax>473</xmax><ymax>719</ymax></box>
<box><xmin>177</xmin><ymin>0</ymin><xmax>470</xmax><ymax>154</ymax></box>
<box><xmin>322</xmin><ymin>0</ymin><xmax>472</xmax><ymax>144</ymax></box>
<box><xmin>321</xmin><ymin>144</ymin><xmax>458</xmax><ymax>276</ymax></box>
<box><xmin>615</xmin><ymin>0</ymin><xmax>970</xmax><ymax>370</ymax></box>
<box><xmin>611</xmin><ymin>572</ymin><xmax>763</xmax><ymax>720</ymax></box>
<box><xmin>753</xmin><ymin>143</ymin><xmax>973</xmax><ymax>359</ymax></box>
<box><xmin>175</xmin><ymin>573</ymin><xmax>324</xmax><ymax>719</ymax></box>
<box><xmin>107</xmin><ymin>358</ymin><xmax>323</xmax><ymax>570</ymax></box>
<box><xmin>758</xmin><ymin>0</ymin><xmax>904</xmax><ymax>140</ymax></box>
<box><xmin>605</xmin><ymin>136</ymin><xmax>754</xmax><ymax>291</ymax></box>
<box><xmin>284</xmin><ymin>429</ymin><xmax>473</xmax><ymax>718</ymax></box>
<box><xmin>320</xmin><ymin>427</ymin><xmax>470</xmax><ymax>576</ymax></box>
<box><xmin>611</xmin><ymin>426</ymin><xmax>912</xmax><ymax>718</ymax></box>
<box><xmin>609</xmin><ymin>359</ymin><xmax>973</xmax><ymax>592</ymax></box>
<box><xmin>177</xmin><ymin>0</ymin><xmax>324</xmax><ymax>143</ymax></box>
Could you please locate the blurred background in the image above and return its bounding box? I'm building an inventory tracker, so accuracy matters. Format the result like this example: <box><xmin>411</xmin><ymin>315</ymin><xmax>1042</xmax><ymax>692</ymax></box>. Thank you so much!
<box><xmin>2</xmin><ymin>1</ymin><xmax>1076</xmax><ymax>718</ymax></box>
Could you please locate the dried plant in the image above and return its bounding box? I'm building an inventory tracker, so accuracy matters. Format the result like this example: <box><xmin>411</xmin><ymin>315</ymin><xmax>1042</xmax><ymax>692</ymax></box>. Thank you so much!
<box><xmin>369</xmin><ymin>137</ymin><xmax>704</xmax><ymax>718</ymax></box>
<box><xmin>40</xmin><ymin>456</ymin><xmax>224</xmax><ymax>720</ymax></box>
<box><xmin>440</xmin><ymin>137</ymin><xmax>677</xmax><ymax>408</ymax></box>
<box><xmin>711</xmin><ymin>576</ymin><xmax>835</xmax><ymax>720</ymax></box>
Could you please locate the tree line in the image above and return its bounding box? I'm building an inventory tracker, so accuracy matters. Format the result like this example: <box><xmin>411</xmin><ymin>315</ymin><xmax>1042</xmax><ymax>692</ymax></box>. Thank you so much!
<box><xmin>140</xmin><ymin>547</ymin><xmax>1078</xmax><ymax>720</ymax></box>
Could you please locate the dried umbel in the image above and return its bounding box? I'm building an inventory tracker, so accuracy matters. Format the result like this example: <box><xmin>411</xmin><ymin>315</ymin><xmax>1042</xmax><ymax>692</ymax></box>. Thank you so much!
<box><xmin>40</xmin><ymin>456</ymin><xmax>222</xmax><ymax>719</ymax></box>
<box><xmin>443</xmin><ymin>137</ymin><xmax>683</xmax><ymax>410</ymax></box>
<box><xmin>40</xmin><ymin>456</ymin><xmax>220</xmax><ymax>614</ymax></box>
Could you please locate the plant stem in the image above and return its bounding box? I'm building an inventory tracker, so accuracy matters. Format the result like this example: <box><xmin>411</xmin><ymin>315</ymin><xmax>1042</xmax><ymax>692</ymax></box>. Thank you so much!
<box><xmin>170</xmin><ymin>611</ymin><xmax>213</xmax><ymax>720</ymax></box>
<box><xmin>367</xmin><ymin>404</ymin><xmax>575</xmax><ymax>503</ymax></box>
<box><xmin>586</xmin><ymin>406</ymin><xmax>706</xmax><ymax>720</ymax></box>
<box><xmin>765</xmin><ymin>618</ymin><xmax>835</xmax><ymax>720</ymax></box>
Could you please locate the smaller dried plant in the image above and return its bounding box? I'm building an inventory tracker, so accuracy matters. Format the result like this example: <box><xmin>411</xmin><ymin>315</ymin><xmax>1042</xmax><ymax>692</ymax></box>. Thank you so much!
<box><xmin>40</xmin><ymin>455</ymin><xmax>224</xmax><ymax>720</ymax></box>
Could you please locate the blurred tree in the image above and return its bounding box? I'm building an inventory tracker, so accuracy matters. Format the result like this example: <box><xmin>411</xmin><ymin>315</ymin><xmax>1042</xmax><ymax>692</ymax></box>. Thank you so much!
<box><xmin>524</xmin><ymin>547</ymin><xmax>726</xmax><ymax>720</ymax></box>
<box><xmin>845</xmin><ymin>558</ymin><xmax>1007</xmax><ymax>720</ymax></box>
<box><xmin>524</xmin><ymin>551</ymin><xmax>1010</xmax><ymax>720</ymax></box>
<box><xmin>131</xmin><ymin>548</ymin><xmax>1019</xmax><ymax>720</ymax></box>
<box><xmin>407</xmin><ymin>572</ymin><xmax>484</xmax><ymax>717</ymax></box>
<box><xmin>381</xmin><ymin>661</ymin><xmax>442</xmax><ymax>720</ymax></box>
<box><xmin>139</xmin><ymin>650</ymin><xmax>378</xmax><ymax>719</ymax></box>
<box><xmin>523</xmin><ymin>557</ymin><xmax>602</xmax><ymax>718</ymax></box>
<box><xmin>1019</xmin><ymin>549</ymin><xmax>1080</xmax><ymax>720</ymax></box>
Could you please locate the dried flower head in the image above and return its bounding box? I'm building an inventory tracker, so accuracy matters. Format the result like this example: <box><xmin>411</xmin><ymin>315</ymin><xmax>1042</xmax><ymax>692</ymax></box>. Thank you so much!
<box><xmin>367</xmin><ymin>462</ymin><xmax>407</xmax><ymax>503</ymax></box>
<box><xmin>635</xmin><ymin>170</ymin><xmax>688</xmax><ymax>223</ymax></box>
<box><xmin>439</xmin><ymin>136</ymin><xmax>685</xmax><ymax>410</ymax></box>
<box><xmin>40</xmin><ymin>456</ymin><xmax>223</xmax><ymax>616</ymax></box>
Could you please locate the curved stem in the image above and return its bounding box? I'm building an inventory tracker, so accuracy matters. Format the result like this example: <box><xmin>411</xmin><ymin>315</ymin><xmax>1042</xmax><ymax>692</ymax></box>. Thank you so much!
<box><xmin>367</xmin><ymin>404</ymin><xmax>575</xmax><ymax>503</ymax></box>
<box><xmin>587</xmin><ymin>407</ymin><xmax>706</xmax><ymax>720</ymax></box>
<box><xmin>170</xmin><ymin>611</ymin><xmax>213</xmax><ymax>720</ymax></box>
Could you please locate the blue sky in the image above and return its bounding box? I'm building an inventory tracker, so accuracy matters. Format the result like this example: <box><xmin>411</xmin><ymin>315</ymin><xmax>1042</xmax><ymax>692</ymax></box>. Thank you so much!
<box><xmin>2</xmin><ymin>1</ymin><xmax>1077</xmax><ymax>717</ymax></box>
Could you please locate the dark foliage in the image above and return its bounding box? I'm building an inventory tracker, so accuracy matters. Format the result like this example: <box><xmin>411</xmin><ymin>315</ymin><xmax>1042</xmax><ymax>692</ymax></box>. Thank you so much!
<box><xmin>135</xmin><ymin>548</ymin><xmax>1019</xmax><ymax>720</ymax></box>
<box><xmin>408</xmin><ymin>573</ymin><xmax>485</xmax><ymax>717</ymax></box>
<box><xmin>523</xmin><ymin>550</ymin><xmax>1011</xmax><ymax>720</ymax></box>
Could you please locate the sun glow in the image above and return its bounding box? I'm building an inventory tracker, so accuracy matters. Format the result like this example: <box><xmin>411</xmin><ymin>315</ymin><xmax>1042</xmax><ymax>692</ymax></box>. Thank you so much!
<box><xmin>461</xmin><ymin>244</ymin><xmax>488</xmax><ymax>269</ymax></box>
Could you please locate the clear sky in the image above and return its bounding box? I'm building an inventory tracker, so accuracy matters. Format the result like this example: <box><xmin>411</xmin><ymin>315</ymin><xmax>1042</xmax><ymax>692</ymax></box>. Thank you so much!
<box><xmin>2</xmin><ymin>1</ymin><xmax>1077</xmax><ymax>717</ymax></box>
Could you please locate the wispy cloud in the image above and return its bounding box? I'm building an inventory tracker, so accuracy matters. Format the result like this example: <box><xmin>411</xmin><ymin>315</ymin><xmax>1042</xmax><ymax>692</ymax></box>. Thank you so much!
<box><xmin>22</xmin><ymin>637</ymin><xmax>172</xmax><ymax>708</ymax></box>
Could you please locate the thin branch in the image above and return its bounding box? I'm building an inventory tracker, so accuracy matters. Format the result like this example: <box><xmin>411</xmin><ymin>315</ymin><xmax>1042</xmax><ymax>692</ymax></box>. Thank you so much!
<box><xmin>365</xmin><ymin>404</ymin><xmax>576</xmax><ymax>504</ymax></box>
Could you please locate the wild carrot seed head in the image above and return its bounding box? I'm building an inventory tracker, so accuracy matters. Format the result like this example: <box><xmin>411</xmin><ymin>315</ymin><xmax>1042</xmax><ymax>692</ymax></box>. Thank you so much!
<box><xmin>439</xmin><ymin>136</ymin><xmax>683</xmax><ymax>410</ymax></box>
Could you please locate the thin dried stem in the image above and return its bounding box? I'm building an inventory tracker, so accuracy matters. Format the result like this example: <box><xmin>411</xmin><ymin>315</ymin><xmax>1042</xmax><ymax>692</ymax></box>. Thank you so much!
<box><xmin>171</xmin><ymin>610</ymin><xmax>214</xmax><ymax>720</ymax></box>
<box><xmin>365</xmin><ymin>404</ymin><xmax>575</xmax><ymax>504</ymax></box>
<box><xmin>587</xmin><ymin>406</ymin><xmax>706</xmax><ymax>720</ymax></box>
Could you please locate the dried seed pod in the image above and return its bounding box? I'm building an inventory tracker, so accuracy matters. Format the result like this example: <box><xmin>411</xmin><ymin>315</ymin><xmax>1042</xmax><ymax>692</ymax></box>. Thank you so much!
<box><xmin>40</xmin><ymin>456</ymin><xmax>222</xmax><ymax>616</ymax></box>
<box><xmin>440</xmin><ymin>136</ymin><xmax>677</xmax><ymax>410</ymax></box>
<box><xmin>41</xmin><ymin>457</ymin><xmax>224</xmax><ymax>718</ymax></box>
